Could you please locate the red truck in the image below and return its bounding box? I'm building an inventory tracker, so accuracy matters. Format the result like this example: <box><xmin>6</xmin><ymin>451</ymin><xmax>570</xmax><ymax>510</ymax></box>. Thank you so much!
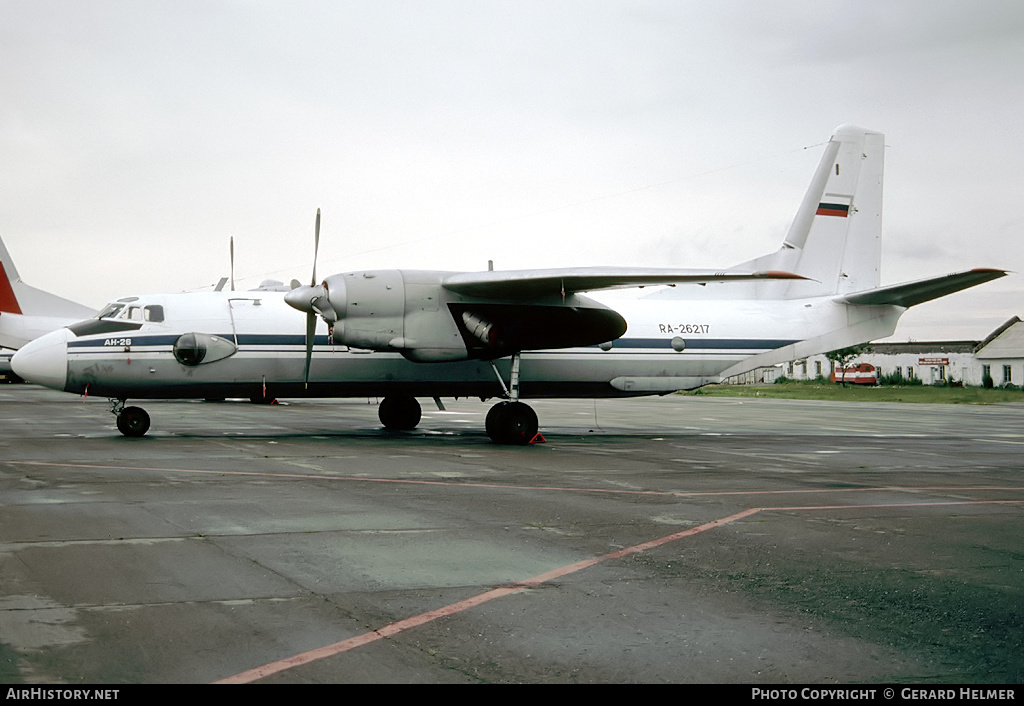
<box><xmin>830</xmin><ymin>363</ymin><xmax>877</xmax><ymax>385</ymax></box>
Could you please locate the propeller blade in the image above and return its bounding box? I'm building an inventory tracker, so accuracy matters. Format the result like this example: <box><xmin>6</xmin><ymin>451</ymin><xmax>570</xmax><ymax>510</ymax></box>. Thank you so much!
<box><xmin>311</xmin><ymin>208</ymin><xmax>320</xmax><ymax>286</ymax></box>
<box><xmin>291</xmin><ymin>208</ymin><xmax>327</xmax><ymax>388</ymax></box>
<box><xmin>303</xmin><ymin>311</ymin><xmax>316</xmax><ymax>387</ymax></box>
<box><xmin>311</xmin><ymin>294</ymin><xmax>337</xmax><ymax>323</ymax></box>
<box><xmin>230</xmin><ymin>236</ymin><xmax>235</xmax><ymax>291</ymax></box>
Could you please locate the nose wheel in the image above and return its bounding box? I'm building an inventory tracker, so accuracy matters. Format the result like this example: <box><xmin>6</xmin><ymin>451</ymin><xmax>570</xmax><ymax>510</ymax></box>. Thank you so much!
<box><xmin>111</xmin><ymin>399</ymin><xmax>151</xmax><ymax>437</ymax></box>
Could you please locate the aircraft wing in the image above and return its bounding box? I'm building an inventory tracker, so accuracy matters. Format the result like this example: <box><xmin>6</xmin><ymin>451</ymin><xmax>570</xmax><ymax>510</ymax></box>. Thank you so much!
<box><xmin>836</xmin><ymin>268</ymin><xmax>1007</xmax><ymax>308</ymax></box>
<box><xmin>442</xmin><ymin>267</ymin><xmax>806</xmax><ymax>298</ymax></box>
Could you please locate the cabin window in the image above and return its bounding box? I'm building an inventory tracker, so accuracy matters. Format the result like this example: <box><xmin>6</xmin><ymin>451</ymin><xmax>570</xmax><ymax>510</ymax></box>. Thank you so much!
<box><xmin>144</xmin><ymin>305</ymin><xmax>164</xmax><ymax>322</ymax></box>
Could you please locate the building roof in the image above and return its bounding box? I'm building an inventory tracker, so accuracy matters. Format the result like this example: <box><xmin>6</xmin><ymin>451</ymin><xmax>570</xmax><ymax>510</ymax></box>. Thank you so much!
<box><xmin>975</xmin><ymin>317</ymin><xmax>1024</xmax><ymax>360</ymax></box>
<box><xmin>868</xmin><ymin>341</ymin><xmax>978</xmax><ymax>355</ymax></box>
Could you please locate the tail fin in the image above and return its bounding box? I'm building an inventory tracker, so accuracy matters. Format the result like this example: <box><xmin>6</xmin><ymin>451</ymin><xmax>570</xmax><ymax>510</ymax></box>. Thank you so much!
<box><xmin>0</xmin><ymin>235</ymin><xmax>94</xmax><ymax>319</ymax></box>
<box><xmin>739</xmin><ymin>124</ymin><xmax>884</xmax><ymax>298</ymax></box>
<box><xmin>0</xmin><ymin>235</ymin><xmax>95</xmax><ymax>349</ymax></box>
<box><xmin>0</xmin><ymin>235</ymin><xmax>25</xmax><ymax>315</ymax></box>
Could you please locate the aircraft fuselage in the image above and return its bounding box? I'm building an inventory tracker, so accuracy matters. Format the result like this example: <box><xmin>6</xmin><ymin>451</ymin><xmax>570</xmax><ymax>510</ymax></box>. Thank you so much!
<box><xmin>16</xmin><ymin>288</ymin><xmax>885</xmax><ymax>401</ymax></box>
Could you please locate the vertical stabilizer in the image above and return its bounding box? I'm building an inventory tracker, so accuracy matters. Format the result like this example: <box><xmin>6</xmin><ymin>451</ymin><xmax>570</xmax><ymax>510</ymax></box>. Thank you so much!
<box><xmin>0</xmin><ymin>235</ymin><xmax>93</xmax><ymax>319</ymax></box>
<box><xmin>0</xmin><ymin>235</ymin><xmax>24</xmax><ymax>314</ymax></box>
<box><xmin>0</xmin><ymin>235</ymin><xmax>95</xmax><ymax>348</ymax></box>
<box><xmin>739</xmin><ymin>125</ymin><xmax>884</xmax><ymax>298</ymax></box>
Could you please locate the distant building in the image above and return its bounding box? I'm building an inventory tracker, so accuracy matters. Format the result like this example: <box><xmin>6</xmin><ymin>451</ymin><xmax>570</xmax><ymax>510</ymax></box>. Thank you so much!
<box><xmin>731</xmin><ymin>317</ymin><xmax>1023</xmax><ymax>386</ymax></box>
<box><xmin>974</xmin><ymin>317</ymin><xmax>1024</xmax><ymax>387</ymax></box>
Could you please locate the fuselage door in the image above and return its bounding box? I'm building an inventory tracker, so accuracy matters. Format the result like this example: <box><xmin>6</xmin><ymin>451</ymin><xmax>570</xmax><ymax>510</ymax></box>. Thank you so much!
<box><xmin>226</xmin><ymin>297</ymin><xmax>265</xmax><ymax>347</ymax></box>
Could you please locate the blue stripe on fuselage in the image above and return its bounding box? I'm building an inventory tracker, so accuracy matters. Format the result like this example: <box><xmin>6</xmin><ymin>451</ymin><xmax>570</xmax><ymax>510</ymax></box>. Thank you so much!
<box><xmin>67</xmin><ymin>334</ymin><xmax>797</xmax><ymax>351</ymax></box>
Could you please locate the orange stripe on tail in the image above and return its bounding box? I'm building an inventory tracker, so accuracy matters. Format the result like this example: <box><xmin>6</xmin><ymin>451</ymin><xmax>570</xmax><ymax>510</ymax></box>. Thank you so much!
<box><xmin>0</xmin><ymin>262</ymin><xmax>22</xmax><ymax>314</ymax></box>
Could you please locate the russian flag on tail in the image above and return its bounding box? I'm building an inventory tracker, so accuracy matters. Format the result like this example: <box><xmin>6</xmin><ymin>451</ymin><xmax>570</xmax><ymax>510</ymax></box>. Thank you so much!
<box><xmin>816</xmin><ymin>202</ymin><xmax>850</xmax><ymax>217</ymax></box>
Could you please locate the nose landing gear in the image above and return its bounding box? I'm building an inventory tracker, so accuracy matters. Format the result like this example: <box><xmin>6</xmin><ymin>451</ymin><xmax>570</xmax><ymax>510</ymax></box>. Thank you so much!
<box><xmin>111</xmin><ymin>399</ymin><xmax>151</xmax><ymax>437</ymax></box>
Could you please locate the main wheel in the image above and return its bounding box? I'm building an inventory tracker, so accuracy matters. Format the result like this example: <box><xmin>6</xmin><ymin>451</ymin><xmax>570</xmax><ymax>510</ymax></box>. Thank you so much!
<box><xmin>116</xmin><ymin>406</ymin><xmax>151</xmax><ymax>438</ymax></box>
<box><xmin>378</xmin><ymin>395</ymin><xmax>422</xmax><ymax>431</ymax></box>
<box><xmin>485</xmin><ymin>401</ymin><xmax>538</xmax><ymax>445</ymax></box>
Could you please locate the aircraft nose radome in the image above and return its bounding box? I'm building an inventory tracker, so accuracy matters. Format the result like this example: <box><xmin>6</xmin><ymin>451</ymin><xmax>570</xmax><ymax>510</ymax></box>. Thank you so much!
<box><xmin>11</xmin><ymin>328</ymin><xmax>69</xmax><ymax>391</ymax></box>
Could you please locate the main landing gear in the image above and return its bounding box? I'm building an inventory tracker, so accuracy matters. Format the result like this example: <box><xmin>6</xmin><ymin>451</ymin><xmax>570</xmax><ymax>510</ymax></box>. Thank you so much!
<box><xmin>378</xmin><ymin>393</ymin><xmax>539</xmax><ymax>445</ymax></box>
<box><xmin>111</xmin><ymin>399</ymin><xmax>151</xmax><ymax>438</ymax></box>
<box><xmin>485</xmin><ymin>401</ymin><xmax>539</xmax><ymax>445</ymax></box>
<box><xmin>378</xmin><ymin>354</ymin><xmax>542</xmax><ymax>445</ymax></box>
<box><xmin>485</xmin><ymin>353</ymin><xmax>540</xmax><ymax>445</ymax></box>
<box><xmin>377</xmin><ymin>395</ymin><xmax>422</xmax><ymax>431</ymax></box>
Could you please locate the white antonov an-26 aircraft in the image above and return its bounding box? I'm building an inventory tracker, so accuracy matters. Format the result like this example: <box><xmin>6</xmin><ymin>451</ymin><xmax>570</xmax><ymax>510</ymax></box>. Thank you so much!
<box><xmin>12</xmin><ymin>125</ymin><xmax>1006</xmax><ymax>443</ymax></box>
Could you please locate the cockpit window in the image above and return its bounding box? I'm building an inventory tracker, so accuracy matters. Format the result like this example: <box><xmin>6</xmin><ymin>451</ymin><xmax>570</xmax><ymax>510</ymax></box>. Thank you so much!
<box><xmin>95</xmin><ymin>302</ymin><xmax>164</xmax><ymax>323</ymax></box>
<box><xmin>97</xmin><ymin>303</ymin><xmax>125</xmax><ymax>319</ymax></box>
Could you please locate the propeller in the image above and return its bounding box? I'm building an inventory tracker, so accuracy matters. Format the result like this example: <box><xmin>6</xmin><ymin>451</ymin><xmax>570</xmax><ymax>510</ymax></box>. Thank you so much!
<box><xmin>303</xmin><ymin>209</ymin><xmax>321</xmax><ymax>386</ymax></box>
<box><xmin>283</xmin><ymin>209</ymin><xmax>333</xmax><ymax>386</ymax></box>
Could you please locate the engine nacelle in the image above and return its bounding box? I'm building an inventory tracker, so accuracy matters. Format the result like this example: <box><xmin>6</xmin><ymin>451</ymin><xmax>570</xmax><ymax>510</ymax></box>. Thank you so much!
<box><xmin>321</xmin><ymin>270</ymin><xmax>470</xmax><ymax>361</ymax></box>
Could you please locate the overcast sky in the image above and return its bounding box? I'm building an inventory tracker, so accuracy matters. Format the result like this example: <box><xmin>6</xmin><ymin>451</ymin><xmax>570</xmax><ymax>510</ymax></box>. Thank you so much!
<box><xmin>2</xmin><ymin>0</ymin><xmax>1022</xmax><ymax>341</ymax></box>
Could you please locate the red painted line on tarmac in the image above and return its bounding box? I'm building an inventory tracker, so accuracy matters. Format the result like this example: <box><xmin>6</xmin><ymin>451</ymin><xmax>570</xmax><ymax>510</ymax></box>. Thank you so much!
<box><xmin>10</xmin><ymin>460</ymin><xmax>1020</xmax><ymax>682</ymax></box>
<box><xmin>214</xmin><ymin>495</ymin><xmax>1022</xmax><ymax>683</ymax></box>
<box><xmin>214</xmin><ymin>507</ymin><xmax>760</xmax><ymax>683</ymax></box>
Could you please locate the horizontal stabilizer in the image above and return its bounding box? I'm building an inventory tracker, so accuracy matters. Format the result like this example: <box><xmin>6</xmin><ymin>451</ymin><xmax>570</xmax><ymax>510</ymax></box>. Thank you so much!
<box><xmin>836</xmin><ymin>269</ymin><xmax>1007</xmax><ymax>308</ymax></box>
<box><xmin>443</xmin><ymin>268</ymin><xmax>806</xmax><ymax>298</ymax></box>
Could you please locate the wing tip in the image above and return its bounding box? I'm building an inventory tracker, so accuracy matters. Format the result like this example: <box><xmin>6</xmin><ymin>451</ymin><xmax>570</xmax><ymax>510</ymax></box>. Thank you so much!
<box><xmin>755</xmin><ymin>270</ymin><xmax>811</xmax><ymax>281</ymax></box>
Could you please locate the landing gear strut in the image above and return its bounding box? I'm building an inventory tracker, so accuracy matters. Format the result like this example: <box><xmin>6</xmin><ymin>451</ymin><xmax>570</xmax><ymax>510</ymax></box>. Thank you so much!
<box><xmin>486</xmin><ymin>353</ymin><xmax>541</xmax><ymax>445</ymax></box>
<box><xmin>111</xmin><ymin>399</ymin><xmax>150</xmax><ymax>438</ymax></box>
